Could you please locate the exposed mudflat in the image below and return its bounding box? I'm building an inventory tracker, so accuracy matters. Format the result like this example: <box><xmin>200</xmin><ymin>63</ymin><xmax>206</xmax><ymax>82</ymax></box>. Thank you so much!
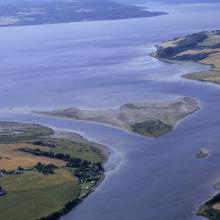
<box><xmin>35</xmin><ymin>96</ymin><xmax>199</xmax><ymax>137</ymax></box>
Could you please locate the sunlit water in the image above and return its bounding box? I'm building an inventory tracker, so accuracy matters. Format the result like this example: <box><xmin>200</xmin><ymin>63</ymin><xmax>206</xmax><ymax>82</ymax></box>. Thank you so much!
<box><xmin>1</xmin><ymin>3</ymin><xmax>220</xmax><ymax>220</ymax></box>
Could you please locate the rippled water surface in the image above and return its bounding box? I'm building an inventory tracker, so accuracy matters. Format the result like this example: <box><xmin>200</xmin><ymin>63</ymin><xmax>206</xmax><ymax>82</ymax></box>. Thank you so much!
<box><xmin>1</xmin><ymin>3</ymin><xmax>220</xmax><ymax>220</ymax></box>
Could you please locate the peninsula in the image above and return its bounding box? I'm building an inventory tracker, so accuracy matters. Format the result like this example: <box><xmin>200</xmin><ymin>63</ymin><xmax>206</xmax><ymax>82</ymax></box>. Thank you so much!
<box><xmin>154</xmin><ymin>30</ymin><xmax>220</xmax><ymax>85</ymax></box>
<box><xmin>0</xmin><ymin>0</ymin><xmax>167</xmax><ymax>27</ymax></box>
<box><xmin>0</xmin><ymin>121</ymin><xmax>108</xmax><ymax>220</ymax></box>
<box><xmin>35</xmin><ymin>97</ymin><xmax>199</xmax><ymax>138</ymax></box>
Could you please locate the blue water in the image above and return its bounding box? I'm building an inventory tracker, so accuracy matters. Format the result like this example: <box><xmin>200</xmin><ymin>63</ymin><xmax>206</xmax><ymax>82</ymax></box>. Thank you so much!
<box><xmin>1</xmin><ymin>3</ymin><xmax>220</xmax><ymax>220</ymax></box>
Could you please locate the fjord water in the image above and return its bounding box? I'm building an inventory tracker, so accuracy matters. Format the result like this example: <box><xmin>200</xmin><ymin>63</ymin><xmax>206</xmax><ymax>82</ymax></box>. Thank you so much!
<box><xmin>1</xmin><ymin>3</ymin><xmax>220</xmax><ymax>220</ymax></box>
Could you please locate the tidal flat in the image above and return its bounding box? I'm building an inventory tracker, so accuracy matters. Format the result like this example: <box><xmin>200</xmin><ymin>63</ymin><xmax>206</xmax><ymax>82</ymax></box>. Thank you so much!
<box><xmin>35</xmin><ymin>96</ymin><xmax>199</xmax><ymax>138</ymax></box>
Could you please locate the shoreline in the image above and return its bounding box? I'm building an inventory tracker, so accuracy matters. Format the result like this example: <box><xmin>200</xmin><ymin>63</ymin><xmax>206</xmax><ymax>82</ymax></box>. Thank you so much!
<box><xmin>33</xmin><ymin>96</ymin><xmax>199</xmax><ymax>138</ymax></box>
<box><xmin>52</xmin><ymin>130</ymin><xmax>111</xmax><ymax>165</ymax></box>
<box><xmin>153</xmin><ymin>30</ymin><xmax>220</xmax><ymax>87</ymax></box>
<box><xmin>182</xmin><ymin>70</ymin><xmax>220</xmax><ymax>86</ymax></box>
<box><xmin>38</xmin><ymin>173</ymin><xmax>107</xmax><ymax>220</ymax></box>
<box><xmin>153</xmin><ymin>31</ymin><xmax>220</xmax><ymax>220</ymax></box>
<box><xmin>0</xmin><ymin>121</ymin><xmax>110</xmax><ymax>220</ymax></box>
<box><xmin>0</xmin><ymin>0</ymin><xmax>167</xmax><ymax>28</ymax></box>
<box><xmin>150</xmin><ymin>52</ymin><xmax>218</xmax><ymax>88</ymax></box>
<box><xmin>37</xmin><ymin>130</ymin><xmax>111</xmax><ymax>220</ymax></box>
<box><xmin>39</xmin><ymin>129</ymin><xmax>112</xmax><ymax>220</ymax></box>
<box><xmin>154</xmin><ymin>54</ymin><xmax>220</xmax><ymax>86</ymax></box>
<box><xmin>33</xmin><ymin>98</ymin><xmax>200</xmax><ymax>140</ymax></box>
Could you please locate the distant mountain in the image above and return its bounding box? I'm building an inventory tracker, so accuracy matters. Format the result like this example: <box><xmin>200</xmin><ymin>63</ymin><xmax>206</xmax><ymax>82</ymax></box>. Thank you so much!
<box><xmin>0</xmin><ymin>0</ymin><xmax>167</xmax><ymax>27</ymax></box>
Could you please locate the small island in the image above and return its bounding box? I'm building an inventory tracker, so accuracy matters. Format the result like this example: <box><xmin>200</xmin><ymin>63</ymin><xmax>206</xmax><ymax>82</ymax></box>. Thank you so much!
<box><xmin>195</xmin><ymin>148</ymin><xmax>209</xmax><ymax>159</ymax></box>
<box><xmin>35</xmin><ymin>96</ymin><xmax>199</xmax><ymax>138</ymax></box>
<box><xmin>0</xmin><ymin>121</ymin><xmax>108</xmax><ymax>220</ymax></box>
<box><xmin>154</xmin><ymin>30</ymin><xmax>220</xmax><ymax>85</ymax></box>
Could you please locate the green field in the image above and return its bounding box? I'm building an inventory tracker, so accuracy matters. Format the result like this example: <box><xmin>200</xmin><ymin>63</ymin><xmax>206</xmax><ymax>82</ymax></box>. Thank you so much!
<box><xmin>31</xmin><ymin>138</ymin><xmax>103</xmax><ymax>163</ymax></box>
<box><xmin>0</xmin><ymin>122</ymin><xmax>53</xmax><ymax>143</ymax></box>
<box><xmin>199</xmin><ymin>33</ymin><xmax>220</xmax><ymax>47</ymax></box>
<box><xmin>0</xmin><ymin>121</ymin><xmax>105</xmax><ymax>220</ymax></box>
<box><xmin>183</xmin><ymin>70</ymin><xmax>220</xmax><ymax>85</ymax></box>
<box><xmin>0</xmin><ymin>169</ymin><xmax>79</xmax><ymax>220</ymax></box>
